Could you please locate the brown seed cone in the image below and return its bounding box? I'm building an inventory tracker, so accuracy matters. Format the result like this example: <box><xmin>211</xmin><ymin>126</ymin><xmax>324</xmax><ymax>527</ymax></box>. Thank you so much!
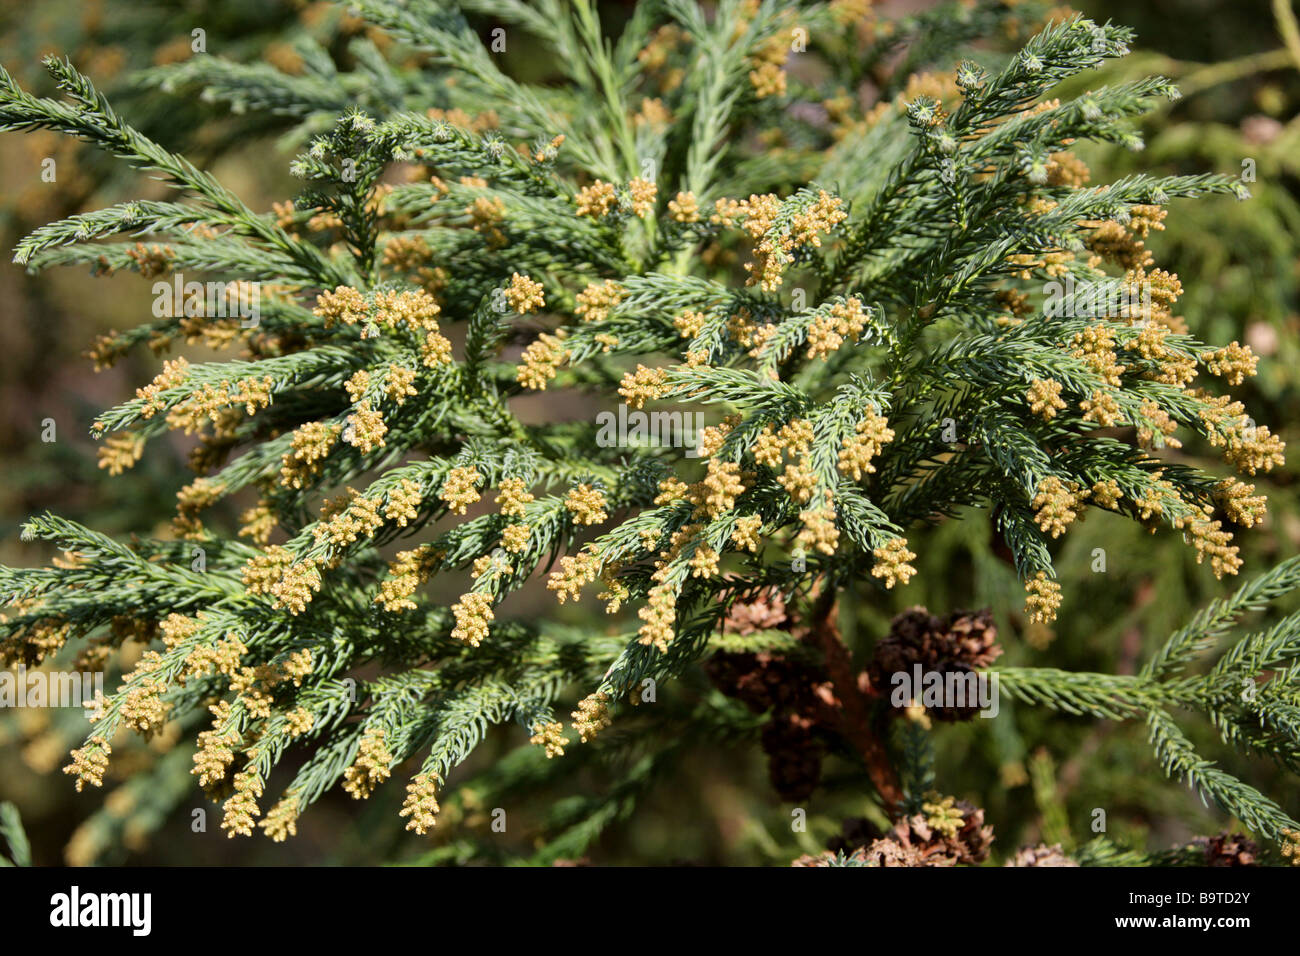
<box><xmin>792</xmin><ymin>847</ymin><xmax>871</xmax><ymax>866</ymax></box>
<box><xmin>1005</xmin><ymin>843</ymin><xmax>1079</xmax><ymax>867</ymax></box>
<box><xmin>862</xmin><ymin>837</ymin><xmax>929</xmax><ymax>867</ymax></box>
<box><xmin>711</xmin><ymin>587</ymin><xmax>903</xmax><ymax>806</ymax></box>
<box><xmin>708</xmin><ymin>628</ymin><xmax>842</xmax><ymax>804</ymax></box>
<box><xmin>867</xmin><ymin>607</ymin><xmax>1002</xmax><ymax>721</ymax></box>
<box><xmin>761</xmin><ymin>714</ymin><xmax>825</xmax><ymax>802</ymax></box>
<box><xmin>703</xmin><ymin>649</ymin><xmax>815</xmax><ymax>713</ymax></box>
<box><xmin>824</xmin><ymin>815</ymin><xmax>923</xmax><ymax>866</ymax></box>
<box><xmin>722</xmin><ymin>587</ymin><xmax>789</xmax><ymax>635</ymax></box>
<box><xmin>706</xmin><ymin>640</ymin><xmax>833</xmax><ymax>803</ymax></box>
<box><xmin>827</xmin><ymin>816</ymin><xmax>884</xmax><ymax>856</ymax></box>
<box><xmin>881</xmin><ymin>801</ymin><xmax>995</xmax><ymax>866</ymax></box>
<box><xmin>942</xmin><ymin>801</ymin><xmax>995</xmax><ymax>865</ymax></box>
<box><xmin>872</xmin><ymin>607</ymin><xmax>1003</xmax><ymax>673</ymax></box>
<box><xmin>799</xmin><ymin>803</ymin><xmax>995</xmax><ymax>867</ymax></box>
<box><xmin>1195</xmin><ymin>832</ymin><xmax>1259</xmax><ymax>867</ymax></box>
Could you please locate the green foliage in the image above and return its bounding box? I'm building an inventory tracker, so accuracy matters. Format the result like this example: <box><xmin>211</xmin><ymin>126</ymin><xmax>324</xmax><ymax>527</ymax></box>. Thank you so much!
<box><xmin>0</xmin><ymin>802</ymin><xmax>30</xmax><ymax>866</ymax></box>
<box><xmin>1003</xmin><ymin>556</ymin><xmax>1300</xmax><ymax>841</ymax></box>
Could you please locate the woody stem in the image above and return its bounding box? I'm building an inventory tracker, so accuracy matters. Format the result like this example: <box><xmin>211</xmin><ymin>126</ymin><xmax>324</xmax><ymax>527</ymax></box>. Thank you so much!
<box><xmin>808</xmin><ymin>586</ymin><xmax>903</xmax><ymax>814</ymax></box>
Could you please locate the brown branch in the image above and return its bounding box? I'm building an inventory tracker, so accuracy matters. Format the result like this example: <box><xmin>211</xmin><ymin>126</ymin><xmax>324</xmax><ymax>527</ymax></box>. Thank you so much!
<box><xmin>806</xmin><ymin>585</ymin><xmax>903</xmax><ymax>814</ymax></box>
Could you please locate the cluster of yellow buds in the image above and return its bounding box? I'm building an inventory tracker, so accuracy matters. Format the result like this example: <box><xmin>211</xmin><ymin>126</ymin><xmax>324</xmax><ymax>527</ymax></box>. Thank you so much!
<box><xmin>618</xmin><ymin>364</ymin><xmax>668</xmax><ymax>408</ymax></box>
<box><xmin>576</xmin><ymin>279</ymin><xmax>626</xmax><ymax>323</ymax></box>
<box><xmin>565</xmin><ymin>484</ymin><xmax>609</xmax><ymax>525</ymax></box>
<box><xmin>1214</xmin><ymin>479</ymin><xmax>1266</xmax><ymax>528</ymax></box>
<box><xmin>504</xmin><ymin>272</ymin><xmax>546</xmax><ymax>313</ymax></box>
<box><xmin>628</xmin><ymin>177</ymin><xmax>658</xmax><ymax>216</ymax></box>
<box><xmin>1079</xmin><ymin>390</ymin><xmax>1122</xmax><ymax>427</ymax></box>
<box><xmin>1090</xmin><ymin>479</ymin><xmax>1123</xmax><ymax>510</ymax></box>
<box><xmin>837</xmin><ymin>409</ymin><xmax>894</xmax><ymax>480</ymax></box>
<box><xmin>1024</xmin><ymin>573</ymin><xmax>1063</xmax><ymax>624</ymax></box>
<box><xmin>1174</xmin><ymin>510</ymin><xmax>1242</xmax><ymax>579</ymax></box>
<box><xmin>1031</xmin><ymin>477</ymin><xmax>1084</xmax><ymax>538</ymax></box>
<box><xmin>385</xmin><ymin>364</ymin><xmax>418</xmax><ymax>405</ymax></box>
<box><xmin>439</xmin><ymin>465</ymin><xmax>483</xmax><ymax>514</ymax></box>
<box><xmin>547</xmin><ymin>549</ymin><xmax>601</xmax><ymax>603</ymax></box>
<box><xmin>698</xmin><ymin>460</ymin><xmax>746</xmax><ymax>517</ymax></box>
<box><xmin>376</xmin><ymin>545</ymin><xmax>441</xmax><ymax>612</ymax></box>
<box><xmin>1026</xmin><ymin>378</ymin><xmax>1066</xmax><ymax>420</ymax></box>
<box><xmin>1071</xmin><ymin>324</ymin><xmax>1125</xmax><ymax>387</ymax></box>
<box><xmin>63</xmin><ymin>737</ymin><xmax>111</xmax><ymax>792</ymax></box>
<box><xmin>400</xmin><ymin>773</ymin><xmax>441</xmax><ymax>834</ymax></box>
<box><xmin>344</xmin><ymin>401</ymin><xmax>387</xmax><ymax>453</ymax></box>
<box><xmin>674</xmin><ymin>309</ymin><xmax>708</xmax><ymax>338</ymax></box>
<box><xmin>466</xmin><ymin>195</ymin><xmax>506</xmax><ymax>246</ymax></box>
<box><xmin>259</xmin><ymin>797</ymin><xmax>301</xmax><ymax>843</ymax></box>
<box><xmin>688</xmin><ymin>545</ymin><xmax>720</xmax><ymax>578</ymax></box>
<box><xmin>795</xmin><ymin>501</ymin><xmax>840</xmax><ymax>556</ymax></box>
<box><xmin>221</xmin><ymin>771</ymin><xmax>265</xmax><ymax>837</ymax></box>
<box><xmin>97</xmin><ymin>432</ymin><xmax>146</xmax><ymax>475</ymax></box>
<box><xmin>747</xmin><ymin>28</ymin><xmax>790</xmax><ymax>98</ymax></box>
<box><xmin>805</xmin><ymin>297</ymin><xmax>871</xmax><ymax>360</ymax></box>
<box><xmin>574</xmin><ymin>179</ymin><xmax>618</xmax><ymax>217</ymax></box>
<box><xmin>313</xmin><ymin>488</ymin><xmax>385</xmax><ymax>548</ymax></box>
<box><xmin>637</xmin><ymin>582</ymin><xmax>678</xmax><ymax>652</ymax></box>
<box><xmin>668</xmin><ymin>190</ymin><xmax>699</xmax><ymax>222</ymax></box>
<box><xmin>450</xmin><ymin>592</ymin><xmax>495</xmax><ymax>647</ymax></box>
<box><xmin>192</xmin><ymin>701</ymin><xmax>238</xmax><ymax>790</ymax></box>
<box><xmin>342</xmin><ymin>726</ymin><xmax>393</xmax><ymax>799</ymax></box>
<box><xmin>1200</xmin><ymin>342</ymin><xmax>1258</xmax><ymax>386</ymax></box>
<box><xmin>753</xmin><ymin>419</ymin><xmax>817</xmax><ymax>505</ymax></box>
<box><xmin>731</xmin><ymin>514</ymin><xmax>764</xmax><ymax>552</ymax></box>
<box><xmin>516</xmin><ymin>329</ymin><xmax>569</xmax><ymax>390</ymax></box>
<box><xmin>384</xmin><ymin>478</ymin><xmax>422</xmax><ymax>526</ymax></box>
<box><xmin>870</xmin><ymin>537</ymin><xmax>917</xmax><ymax>589</ymax></box>
<box><xmin>280</xmin><ymin>421</ymin><xmax>341</xmax><ymax>489</ymax></box>
<box><xmin>268</xmin><ymin>560</ymin><xmax>324</xmax><ymax>616</ymax></box>
<box><xmin>529</xmin><ymin>721</ymin><xmax>569</xmax><ymax>758</ymax></box>
<box><xmin>571</xmin><ymin>692</ymin><xmax>612</xmax><ymax>742</ymax></box>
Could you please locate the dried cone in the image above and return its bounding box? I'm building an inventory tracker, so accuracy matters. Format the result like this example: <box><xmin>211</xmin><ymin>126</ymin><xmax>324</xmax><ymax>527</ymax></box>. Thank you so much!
<box><xmin>1005</xmin><ymin>843</ymin><xmax>1078</xmax><ymax>867</ymax></box>
<box><xmin>761</xmin><ymin>714</ymin><xmax>825</xmax><ymax>802</ymax></box>
<box><xmin>931</xmin><ymin>799</ymin><xmax>994</xmax><ymax>865</ymax></box>
<box><xmin>867</xmin><ymin>607</ymin><xmax>1002</xmax><ymax>721</ymax></box>
<box><xmin>708</xmin><ymin>587</ymin><xmax>802</xmax><ymax>711</ymax></box>
<box><xmin>797</xmin><ymin>801</ymin><xmax>995</xmax><ymax>867</ymax></box>
<box><xmin>706</xmin><ymin>649</ymin><xmax>830</xmax><ymax>800</ymax></box>
<box><xmin>872</xmin><ymin>607</ymin><xmax>1003</xmax><ymax>672</ymax></box>
<box><xmin>861</xmin><ymin>838</ymin><xmax>928</xmax><ymax>867</ymax></box>
<box><xmin>707</xmin><ymin>588</ymin><xmax>838</xmax><ymax>802</ymax></box>
<box><xmin>722</xmin><ymin>587</ymin><xmax>788</xmax><ymax>635</ymax></box>
<box><xmin>791</xmin><ymin>847</ymin><xmax>871</xmax><ymax>866</ymax></box>
<box><xmin>873</xmin><ymin>800</ymin><xmax>994</xmax><ymax>866</ymax></box>
<box><xmin>704</xmin><ymin>649</ymin><xmax>812</xmax><ymax>713</ymax></box>
<box><xmin>827</xmin><ymin>816</ymin><xmax>884</xmax><ymax>856</ymax></box>
<box><xmin>1195</xmin><ymin>832</ymin><xmax>1258</xmax><ymax>867</ymax></box>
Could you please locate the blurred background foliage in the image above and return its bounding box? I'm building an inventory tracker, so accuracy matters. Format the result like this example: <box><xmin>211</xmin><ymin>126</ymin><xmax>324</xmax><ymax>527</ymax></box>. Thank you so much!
<box><xmin>0</xmin><ymin>0</ymin><xmax>1296</xmax><ymax>865</ymax></box>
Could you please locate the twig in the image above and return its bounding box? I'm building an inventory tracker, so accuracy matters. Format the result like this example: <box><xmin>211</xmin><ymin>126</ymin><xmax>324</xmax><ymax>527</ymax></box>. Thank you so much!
<box><xmin>807</xmin><ymin>585</ymin><xmax>903</xmax><ymax>813</ymax></box>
